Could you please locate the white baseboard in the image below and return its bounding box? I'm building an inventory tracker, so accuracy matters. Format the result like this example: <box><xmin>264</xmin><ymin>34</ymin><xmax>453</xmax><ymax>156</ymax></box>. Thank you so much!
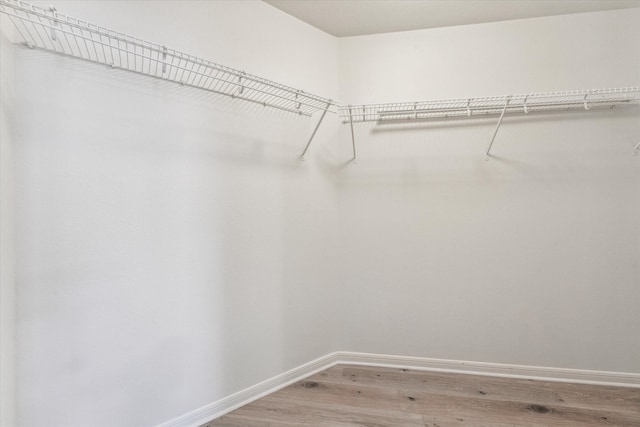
<box><xmin>158</xmin><ymin>351</ymin><xmax>640</xmax><ymax>427</ymax></box>
<box><xmin>337</xmin><ymin>351</ymin><xmax>640</xmax><ymax>388</ymax></box>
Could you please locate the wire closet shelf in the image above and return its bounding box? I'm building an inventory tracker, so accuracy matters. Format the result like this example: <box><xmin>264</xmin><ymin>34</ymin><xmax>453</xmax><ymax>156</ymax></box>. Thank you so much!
<box><xmin>0</xmin><ymin>0</ymin><xmax>335</xmax><ymax>117</ymax></box>
<box><xmin>340</xmin><ymin>87</ymin><xmax>640</xmax><ymax>123</ymax></box>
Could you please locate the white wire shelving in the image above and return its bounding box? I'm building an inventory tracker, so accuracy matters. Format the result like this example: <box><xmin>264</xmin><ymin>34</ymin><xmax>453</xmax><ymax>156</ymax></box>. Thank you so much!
<box><xmin>0</xmin><ymin>0</ymin><xmax>336</xmax><ymax>157</ymax></box>
<box><xmin>340</xmin><ymin>87</ymin><xmax>640</xmax><ymax>159</ymax></box>
<box><xmin>1</xmin><ymin>0</ymin><xmax>639</xmax><ymax>161</ymax></box>
<box><xmin>339</xmin><ymin>88</ymin><xmax>640</xmax><ymax>123</ymax></box>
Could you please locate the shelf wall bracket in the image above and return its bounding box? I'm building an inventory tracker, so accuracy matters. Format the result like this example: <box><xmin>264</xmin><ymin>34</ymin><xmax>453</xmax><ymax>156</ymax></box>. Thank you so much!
<box><xmin>349</xmin><ymin>105</ymin><xmax>357</xmax><ymax>161</ymax></box>
<box><xmin>161</xmin><ymin>46</ymin><xmax>167</xmax><ymax>74</ymax></box>
<box><xmin>47</xmin><ymin>6</ymin><xmax>57</xmax><ymax>41</ymax></box>
<box><xmin>485</xmin><ymin>96</ymin><xmax>510</xmax><ymax>160</ymax></box>
<box><xmin>634</xmin><ymin>141</ymin><xmax>640</xmax><ymax>156</ymax></box>
<box><xmin>295</xmin><ymin>90</ymin><xmax>302</xmax><ymax>110</ymax></box>
<box><xmin>300</xmin><ymin>102</ymin><xmax>331</xmax><ymax>160</ymax></box>
<box><xmin>237</xmin><ymin>71</ymin><xmax>245</xmax><ymax>95</ymax></box>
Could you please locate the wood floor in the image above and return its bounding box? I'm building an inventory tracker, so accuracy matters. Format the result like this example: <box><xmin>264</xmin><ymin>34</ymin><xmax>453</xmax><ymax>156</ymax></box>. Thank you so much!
<box><xmin>206</xmin><ymin>364</ymin><xmax>640</xmax><ymax>426</ymax></box>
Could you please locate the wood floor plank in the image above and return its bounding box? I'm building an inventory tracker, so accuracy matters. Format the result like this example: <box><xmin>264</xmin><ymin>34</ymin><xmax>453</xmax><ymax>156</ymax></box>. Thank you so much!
<box><xmin>277</xmin><ymin>377</ymin><xmax>639</xmax><ymax>426</ymax></box>
<box><xmin>403</xmin><ymin>388</ymin><xmax>640</xmax><ymax>426</ymax></box>
<box><xmin>204</xmin><ymin>415</ymin><xmax>274</xmax><ymax>427</ymax></box>
<box><xmin>216</xmin><ymin>396</ymin><xmax>425</xmax><ymax>427</ymax></box>
<box><xmin>207</xmin><ymin>364</ymin><xmax>640</xmax><ymax>427</ymax></box>
<box><xmin>331</xmin><ymin>366</ymin><xmax>640</xmax><ymax>414</ymax></box>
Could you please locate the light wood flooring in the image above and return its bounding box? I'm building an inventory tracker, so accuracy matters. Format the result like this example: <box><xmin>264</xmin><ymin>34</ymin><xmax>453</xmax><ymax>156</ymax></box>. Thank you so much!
<box><xmin>206</xmin><ymin>364</ymin><xmax>640</xmax><ymax>426</ymax></box>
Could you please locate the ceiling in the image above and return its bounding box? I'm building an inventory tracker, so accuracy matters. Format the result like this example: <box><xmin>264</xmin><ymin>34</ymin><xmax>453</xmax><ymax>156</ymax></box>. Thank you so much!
<box><xmin>263</xmin><ymin>0</ymin><xmax>640</xmax><ymax>37</ymax></box>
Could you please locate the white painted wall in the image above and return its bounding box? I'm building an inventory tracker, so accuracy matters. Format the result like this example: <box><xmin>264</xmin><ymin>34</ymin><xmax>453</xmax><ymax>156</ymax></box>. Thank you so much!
<box><xmin>7</xmin><ymin>2</ymin><xmax>640</xmax><ymax>426</ymax></box>
<box><xmin>1</xmin><ymin>13</ymin><xmax>16</xmax><ymax>427</ymax></box>
<box><xmin>335</xmin><ymin>9</ymin><xmax>640</xmax><ymax>373</ymax></box>
<box><xmin>12</xmin><ymin>1</ymin><xmax>339</xmax><ymax>426</ymax></box>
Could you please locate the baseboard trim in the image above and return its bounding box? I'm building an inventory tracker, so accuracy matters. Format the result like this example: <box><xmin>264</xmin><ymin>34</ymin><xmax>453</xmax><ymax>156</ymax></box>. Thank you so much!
<box><xmin>337</xmin><ymin>351</ymin><xmax>640</xmax><ymax>388</ymax></box>
<box><xmin>158</xmin><ymin>351</ymin><xmax>640</xmax><ymax>427</ymax></box>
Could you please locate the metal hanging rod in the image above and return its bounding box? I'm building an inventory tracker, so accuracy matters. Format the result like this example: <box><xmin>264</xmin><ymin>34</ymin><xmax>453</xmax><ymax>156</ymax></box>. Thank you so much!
<box><xmin>339</xmin><ymin>87</ymin><xmax>640</xmax><ymax>123</ymax></box>
<box><xmin>0</xmin><ymin>0</ymin><xmax>337</xmax><ymax>120</ymax></box>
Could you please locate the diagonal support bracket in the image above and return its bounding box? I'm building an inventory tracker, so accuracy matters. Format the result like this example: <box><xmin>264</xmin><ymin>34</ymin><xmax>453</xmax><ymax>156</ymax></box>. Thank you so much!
<box><xmin>349</xmin><ymin>105</ymin><xmax>357</xmax><ymax>162</ymax></box>
<box><xmin>485</xmin><ymin>97</ymin><xmax>510</xmax><ymax>161</ymax></box>
<box><xmin>634</xmin><ymin>141</ymin><xmax>640</xmax><ymax>156</ymax></box>
<box><xmin>300</xmin><ymin>102</ymin><xmax>331</xmax><ymax>160</ymax></box>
